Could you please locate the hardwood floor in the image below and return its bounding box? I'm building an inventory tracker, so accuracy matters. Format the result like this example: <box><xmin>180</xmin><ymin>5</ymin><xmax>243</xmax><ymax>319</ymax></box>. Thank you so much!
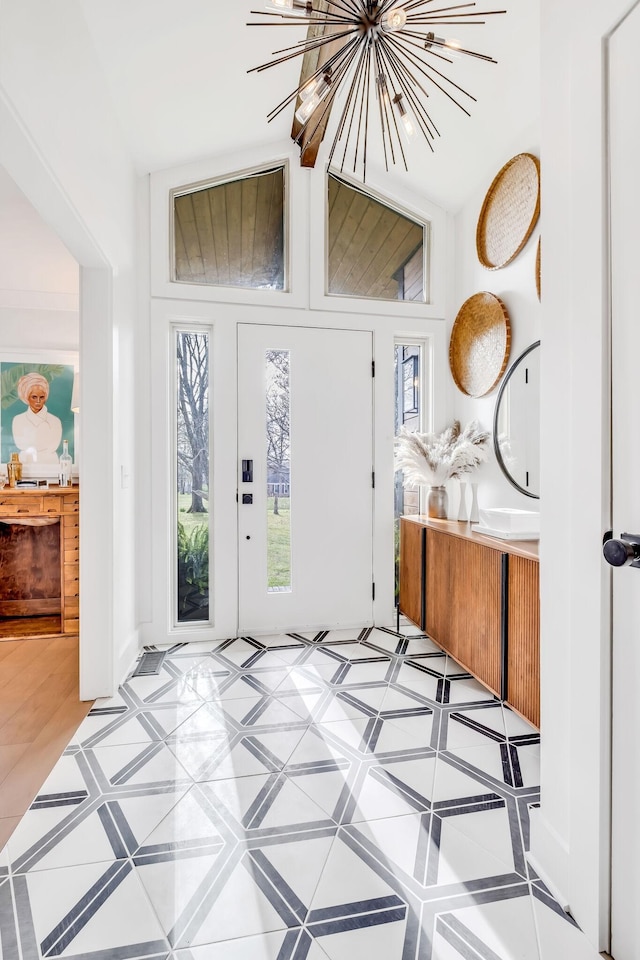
<box><xmin>0</xmin><ymin>633</ymin><xmax>92</xmax><ymax>844</ymax></box>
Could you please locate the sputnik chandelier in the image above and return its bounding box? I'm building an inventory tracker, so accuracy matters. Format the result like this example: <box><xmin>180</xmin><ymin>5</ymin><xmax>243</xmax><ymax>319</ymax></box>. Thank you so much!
<box><xmin>248</xmin><ymin>0</ymin><xmax>506</xmax><ymax>179</ymax></box>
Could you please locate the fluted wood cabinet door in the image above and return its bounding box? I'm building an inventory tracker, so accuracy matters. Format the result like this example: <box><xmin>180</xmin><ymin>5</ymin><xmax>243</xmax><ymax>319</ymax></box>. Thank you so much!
<box><xmin>426</xmin><ymin>528</ymin><xmax>502</xmax><ymax>696</ymax></box>
<box><xmin>507</xmin><ymin>555</ymin><xmax>540</xmax><ymax>727</ymax></box>
<box><xmin>425</xmin><ymin>528</ymin><xmax>455</xmax><ymax>657</ymax></box>
<box><xmin>399</xmin><ymin>519</ymin><xmax>424</xmax><ymax>629</ymax></box>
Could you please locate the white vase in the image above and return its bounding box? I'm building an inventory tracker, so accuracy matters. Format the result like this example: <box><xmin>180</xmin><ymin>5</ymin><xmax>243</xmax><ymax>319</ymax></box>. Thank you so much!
<box><xmin>457</xmin><ymin>481</ymin><xmax>468</xmax><ymax>522</ymax></box>
<box><xmin>469</xmin><ymin>481</ymin><xmax>480</xmax><ymax>523</ymax></box>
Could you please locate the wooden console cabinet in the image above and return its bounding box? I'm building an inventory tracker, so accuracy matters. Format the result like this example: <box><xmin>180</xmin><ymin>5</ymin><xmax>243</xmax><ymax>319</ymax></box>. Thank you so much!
<box><xmin>0</xmin><ymin>486</ymin><xmax>79</xmax><ymax>637</ymax></box>
<box><xmin>399</xmin><ymin>516</ymin><xmax>539</xmax><ymax>727</ymax></box>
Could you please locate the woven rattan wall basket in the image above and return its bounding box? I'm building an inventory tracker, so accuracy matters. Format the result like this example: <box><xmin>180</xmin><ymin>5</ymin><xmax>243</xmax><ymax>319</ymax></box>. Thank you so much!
<box><xmin>476</xmin><ymin>153</ymin><xmax>540</xmax><ymax>270</ymax></box>
<box><xmin>449</xmin><ymin>292</ymin><xmax>511</xmax><ymax>397</ymax></box>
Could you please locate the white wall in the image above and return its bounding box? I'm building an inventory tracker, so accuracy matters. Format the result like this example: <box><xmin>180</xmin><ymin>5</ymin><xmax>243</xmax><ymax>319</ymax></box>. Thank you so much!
<box><xmin>0</xmin><ymin>0</ymin><xmax>139</xmax><ymax>697</ymax></box>
<box><xmin>0</xmin><ymin>168</ymin><xmax>80</xmax><ymax>354</ymax></box>
<box><xmin>449</xmin><ymin>125</ymin><xmax>541</xmax><ymax>518</ymax></box>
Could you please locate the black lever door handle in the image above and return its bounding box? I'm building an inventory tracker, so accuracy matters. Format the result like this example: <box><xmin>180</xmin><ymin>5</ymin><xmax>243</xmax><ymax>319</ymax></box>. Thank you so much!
<box><xmin>603</xmin><ymin>532</ymin><xmax>640</xmax><ymax>568</ymax></box>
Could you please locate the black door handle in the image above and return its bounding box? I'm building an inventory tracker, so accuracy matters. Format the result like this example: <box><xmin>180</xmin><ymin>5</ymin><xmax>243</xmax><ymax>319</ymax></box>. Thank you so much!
<box><xmin>603</xmin><ymin>532</ymin><xmax>640</xmax><ymax>568</ymax></box>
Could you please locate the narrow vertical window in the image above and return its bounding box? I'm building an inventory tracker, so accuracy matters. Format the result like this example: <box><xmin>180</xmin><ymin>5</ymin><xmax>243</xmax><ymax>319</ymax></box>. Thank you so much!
<box><xmin>176</xmin><ymin>330</ymin><xmax>210</xmax><ymax>623</ymax></box>
<box><xmin>266</xmin><ymin>350</ymin><xmax>291</xmax><ymax>592</ymax></box>
<box><xmin>394</xmin><ymin>343</ymin><xmax>424</xmax><ymax>600</ymax></box>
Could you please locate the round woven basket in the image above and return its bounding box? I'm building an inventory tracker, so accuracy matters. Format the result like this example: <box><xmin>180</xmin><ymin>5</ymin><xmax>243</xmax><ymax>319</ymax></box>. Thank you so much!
<box><xmin>449</xmin><ymin>292</ymin><xmax>511</xmax><ymax>397</ymax></box>
<box><xmin>476</xmin><ymin>153</ymin><xmax>540</xmax><ymax>270</ymax></box>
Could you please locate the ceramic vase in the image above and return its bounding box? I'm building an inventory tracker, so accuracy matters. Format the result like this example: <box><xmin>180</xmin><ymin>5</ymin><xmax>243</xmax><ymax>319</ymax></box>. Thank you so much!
<box><xmin>457</xmin><ymin>480</ymin><xmax>468</xmax><ymax>521</ymax></box>
<box><xmin>427</xmin><ymin>485</ymin><xmax>448</xmax><ymax>519</ymax></box>
<box><xmin>469</xmin><ymin>481</ymin><xmax>480</xmax><ymax>523</ymax></box>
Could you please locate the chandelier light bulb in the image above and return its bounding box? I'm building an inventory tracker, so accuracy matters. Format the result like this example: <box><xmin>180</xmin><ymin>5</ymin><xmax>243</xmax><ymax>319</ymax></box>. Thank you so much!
<box><xmin>381</xmin><ymin>6</ymin><xmax>407</xmax><ymax>33</ymax></box>
<box><xmin>295</xmin><ymin>73</ymin><xmax>331</xmax><ymax>125</ymax></box>
<box><xmin>393</xmin><ymin>93</ymin><xmax>415</xmax><ymax>140</ymax></box>
<box><xmin>265</xmin><ymin>0</ymin><xmax>294</xmax><ymax>9</ymax></box>
<box><xmin>376</xmin><ymin>73</ymin><xmax>390</xmax><ymax>105</ymax></box>
<box><xmin>300</xmin><ymin>67</ymin><xmax>332</xmax><ymax>101</ymax></box>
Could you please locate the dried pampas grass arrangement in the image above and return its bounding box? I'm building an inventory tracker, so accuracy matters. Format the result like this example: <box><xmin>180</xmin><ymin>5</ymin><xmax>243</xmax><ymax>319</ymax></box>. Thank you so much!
<box><xmin>395</xmin><ymin>420</ymin><xmax>490</xmax><ymax>488</ymax></box>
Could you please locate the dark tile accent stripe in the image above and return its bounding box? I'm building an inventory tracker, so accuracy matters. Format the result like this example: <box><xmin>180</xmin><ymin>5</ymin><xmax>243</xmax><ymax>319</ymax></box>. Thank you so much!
<box><xmin>248</xmin><ymin>849</ymin><xmax>307</xmax><ymax>924</ymax></box>
<box><xmin>308</xmin><ymin>905</ymin><xmax>406</xmax><ymax>937</ymax></box>
<box><xmin>308</xmin><ymin>894</ymin><xmax>404</xmax><ymax>923</ymax></box>
<box><xmin>40</xmin><ymin>860</ymin><xmax>132</xmax><ymax>956</ymax></box>
<box><xmin>31</xmin><ymin>790</ymin><xmax>89</xmax><ymax>809</ymax></box>
<box><xmin>0</xmin><ymin>880</ymin><xmax>20</xmax><ymax>960</ymax></box>
<box><xmin>437</xmin><ymin>912</ymin><xmax>503</xmax><ymax>959</ymax></box>
<box><xmin>89</xmin><ymin>706</ymin><xmax>128</xmax><ymax>717</ymax></box>
<box><xmin>448</xmin><ymin>712</ymin><xmax>506</xmax><ymax>744</ymax></box>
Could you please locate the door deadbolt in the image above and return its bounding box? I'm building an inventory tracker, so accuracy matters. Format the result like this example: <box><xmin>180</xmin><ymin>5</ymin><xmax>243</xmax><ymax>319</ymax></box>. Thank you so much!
<box><xmin>603</xmin><ymin>532</ymin><xmax>640</xmax><ymax>568</ymax></box>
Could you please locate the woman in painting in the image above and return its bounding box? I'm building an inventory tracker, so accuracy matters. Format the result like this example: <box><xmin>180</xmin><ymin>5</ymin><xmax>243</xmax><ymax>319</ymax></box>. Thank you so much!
<box><xmin>12</xmin><ymin>372</ymin><xmax>63</xmax><ymax>464</ymax></box>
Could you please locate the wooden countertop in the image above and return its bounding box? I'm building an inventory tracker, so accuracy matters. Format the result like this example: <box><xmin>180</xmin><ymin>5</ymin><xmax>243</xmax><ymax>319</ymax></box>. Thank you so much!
<box><xmin>0</xmin><ymin>484</ymin><xmax>78</xmax><ymax>495</ymax></box>
<box><xmin>401</xmin><ymin>515</ymin><xmax>539</xmax><ymax>561</ymax></box>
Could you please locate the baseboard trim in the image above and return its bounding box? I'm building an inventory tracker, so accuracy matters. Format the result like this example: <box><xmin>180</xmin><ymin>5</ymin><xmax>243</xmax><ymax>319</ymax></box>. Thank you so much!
<box><xmin>116</xmin><ymin>628</ymin><xmax>141</xmax><ymax>689</ymax></box>
<box><xmin>528</xmin><ymin>806</ymin><xmax>570</xmax><ymax>911</ymax></box>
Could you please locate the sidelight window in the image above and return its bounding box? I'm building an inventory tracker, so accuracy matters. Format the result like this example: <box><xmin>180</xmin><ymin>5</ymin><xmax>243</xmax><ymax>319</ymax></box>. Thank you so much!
<box><xmin>175</xmin><ymin>329</ymin><xmax>210</xmax><ymax>624</ymax></box>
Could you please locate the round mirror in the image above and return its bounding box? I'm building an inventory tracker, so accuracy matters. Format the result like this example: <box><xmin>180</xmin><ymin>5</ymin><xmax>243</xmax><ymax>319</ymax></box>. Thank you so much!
<box><xmin>493</xmin><ymin>341</ymin><xmax>540</xmax><ymax>499</ymax></box>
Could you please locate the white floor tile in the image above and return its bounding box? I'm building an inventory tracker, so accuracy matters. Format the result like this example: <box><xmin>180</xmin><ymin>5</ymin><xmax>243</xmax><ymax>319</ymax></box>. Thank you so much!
<box><xmin>532</xmin><ymin>895</ymin><xmax>602</xmax><ymax>959</ymax></box>
<box><xmin>2</xmin><ymin>628</ymin><xmax>571</xmax><ymax>960</ymax></box>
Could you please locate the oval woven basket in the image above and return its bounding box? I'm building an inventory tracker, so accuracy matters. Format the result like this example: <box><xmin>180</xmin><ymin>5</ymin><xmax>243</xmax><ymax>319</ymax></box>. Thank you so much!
<box><xmin>476</xmin><ymin>153</ymin><xmax>540</xmax><ymax>270</ymax></box>
<box><xmin>449</xmin><ymin>292</ymin><xmax>511</xmax><ymax>397</ymax></box>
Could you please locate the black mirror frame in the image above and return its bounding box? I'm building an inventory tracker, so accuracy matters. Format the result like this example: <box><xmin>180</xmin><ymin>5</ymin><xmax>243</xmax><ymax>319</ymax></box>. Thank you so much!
<box><xmin>492</xmin><ymin>340</ymin><xmax>541</xmax><ymax>500</ymax></box>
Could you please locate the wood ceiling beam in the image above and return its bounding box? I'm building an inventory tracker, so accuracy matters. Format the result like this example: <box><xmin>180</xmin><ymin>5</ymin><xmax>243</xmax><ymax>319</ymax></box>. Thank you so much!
<box><xmin>291</xmin><ymin>2</ymin><xmax>352</xmax><ymax>169</ymax></box>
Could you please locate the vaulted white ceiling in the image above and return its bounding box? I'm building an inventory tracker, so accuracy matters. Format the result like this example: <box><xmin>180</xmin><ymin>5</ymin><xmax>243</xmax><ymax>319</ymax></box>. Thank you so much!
<box><xmin>78</xmin><ymin>0</ymin><xmax>540</xmax><ymax>212</ymax></box>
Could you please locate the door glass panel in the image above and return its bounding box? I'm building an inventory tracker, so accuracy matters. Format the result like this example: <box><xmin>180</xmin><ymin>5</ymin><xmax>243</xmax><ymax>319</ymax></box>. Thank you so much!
<box><xmin>394</xmin><ymin>343</ymin><xmax>423</xmax><ymax>601</ymax></box>
<box><xmin>266</xmin><ymin>349</ymin><xmax>291</xmax><ymax>592</ymax></box>
<box><xmin>176</xmin><ymin>330</ymin><xmax>210</xmax><ymax>623</ymax></box>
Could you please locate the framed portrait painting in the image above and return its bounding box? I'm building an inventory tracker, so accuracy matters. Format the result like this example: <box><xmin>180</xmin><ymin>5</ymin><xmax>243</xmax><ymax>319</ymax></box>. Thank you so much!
<box><xmin>1</xmin><ymin>351</ymin><xmax>78</xmax><ymax>477</ymax></box>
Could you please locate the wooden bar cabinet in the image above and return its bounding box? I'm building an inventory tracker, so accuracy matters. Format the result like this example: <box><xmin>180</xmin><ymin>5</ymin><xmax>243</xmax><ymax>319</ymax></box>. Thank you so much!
<box><xmin>399</xmin><ymin>516</ymin><xmax>540</xmax><ymax>727</ymax></box>
<box><xmin>0</xmin><ymin>485</ymin><xmax>80</xmax><ymax>638</ymax></box>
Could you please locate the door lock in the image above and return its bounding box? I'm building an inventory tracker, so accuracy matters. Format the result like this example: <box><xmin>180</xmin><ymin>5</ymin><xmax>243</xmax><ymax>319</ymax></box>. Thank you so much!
<box><xmin>603</xmin><ymin>532</ymin><xmax>640</xmax><ymax>568</ymax></box>
<box><xmin>242</xmin><ymin>460</ymin><xmax>253</xmax><ymax>483</ymax></box>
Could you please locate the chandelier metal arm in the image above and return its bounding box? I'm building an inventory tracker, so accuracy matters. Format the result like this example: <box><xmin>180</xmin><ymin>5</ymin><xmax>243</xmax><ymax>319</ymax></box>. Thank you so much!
<box><xmin>269</xmin><ymin>32</ymin><xmax>360</xmax><ymax>123</ymax></box>
<box><xmin>328</xmin><ymin>39</ymin><xmax>371</xmax><ymax>168</ymax></box>
<box><xmin>249</xmin><ymin>26</ymin><xmax>356</xmax><ymax>75</ymax></box>
<box><xmin>378</xmin><ymin>40</ymin><xmax>439</xmax><ymax>141</ymax></box>
<box><xmin>385</xmin><ymin>33</ymin><xmax>475</xmax><ymax>111</ymax></box>
<box><xmin>269</xmin><ymin>26</ymin><xmax>357</xmax><ymax>59</ymax></box>
<box><xmin>294</xmin><ymin>36</ymin><xmax>363</xmax><ymax>141</ymax></box>
<box><xmin>249</xmin><ymin>0</ymin><xmax>506</xmax><ymax>177</ymax></box>
<box><xmin>399</xmin><ymin>28</ymin><xmax>495</xmax><ymax>67</ymax></box>
<box><xmin>407</xmin><ymin>2</ymin><xmax>476</xmax><ymax>16</ymax></box>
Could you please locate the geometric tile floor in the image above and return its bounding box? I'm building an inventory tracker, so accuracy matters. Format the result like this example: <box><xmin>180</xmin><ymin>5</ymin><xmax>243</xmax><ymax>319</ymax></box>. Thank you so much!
<box><xmin>0</xmin><ymin>625</ymin><xmax>602</xmax><ymax>959</ymax></box>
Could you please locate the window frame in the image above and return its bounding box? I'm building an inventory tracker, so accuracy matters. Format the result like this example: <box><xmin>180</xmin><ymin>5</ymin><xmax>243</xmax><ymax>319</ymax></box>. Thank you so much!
<box><xmin>150</xmin><ymin>147</ymin><xmax>309</xmax><ymax>310</ymax></box>
<box><xmin>326</xmin><ymin>171</ymin><xmax>429</xmax><ymax>305</ymax></box>
<box><xmin>309</xmin><ymin>164</ymin><xmax>449</xmax><ymax>319</ymax></box>
<box><xmin>171</xmin><ymin>321</ymin><xmax>213</xmax><ymax>631</ymax></box>
<box><xmin>171</xmin><ymin>163</ymin><xmax>288</xmax><ymax>294</ymax></box>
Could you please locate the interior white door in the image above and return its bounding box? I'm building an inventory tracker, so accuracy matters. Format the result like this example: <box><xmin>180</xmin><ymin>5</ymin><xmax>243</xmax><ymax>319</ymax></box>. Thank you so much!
<box><xmin>609</xmin><ymin>9</ymin><xmax>640</xmax><ymax>957</ymax></box>
<box><xmin>237</xmin><ymin>324</ymin><xmax>374</xmax><ymax>634</ymax></box>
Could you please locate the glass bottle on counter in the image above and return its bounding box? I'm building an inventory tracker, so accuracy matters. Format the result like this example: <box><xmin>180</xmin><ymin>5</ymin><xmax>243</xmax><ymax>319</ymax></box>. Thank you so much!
<box><xmin>7</xmin><ymin>452</ymin><xmax>22</xmax><ymax>487</ymax></box>
<box><xmin>58</xmin><ymin>440</ymin><xmax>72</xmax><ymax>487</ymax></box>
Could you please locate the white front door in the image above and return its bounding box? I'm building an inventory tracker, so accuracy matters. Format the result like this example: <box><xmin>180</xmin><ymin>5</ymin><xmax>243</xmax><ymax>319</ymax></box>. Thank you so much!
<box><xmin>609</xmin><ymin>9</ymin><xmax>640</xmax><ymax>957</ymax></box>
<box><xmin>237</xmin><ymin>324</ymin><xmax>374</xmax><ymax>634</ymax></box>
